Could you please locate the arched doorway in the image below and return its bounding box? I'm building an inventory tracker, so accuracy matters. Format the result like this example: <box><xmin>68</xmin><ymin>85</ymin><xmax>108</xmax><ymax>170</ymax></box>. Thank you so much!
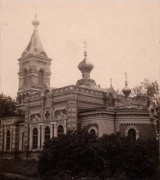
<box><xmin>128</xmin><ymin>128</ymin><xmax>136</xmax><ymax>140</ymax></box>
<box><xmin>58</xmin><ymin>125</ymin><xmax>64</xmax><ymax>137</ymax></box>
<box><xmin>90</xmin><ymin>129</ymin><xmax>96</xmax><ymax>135</ymax></box>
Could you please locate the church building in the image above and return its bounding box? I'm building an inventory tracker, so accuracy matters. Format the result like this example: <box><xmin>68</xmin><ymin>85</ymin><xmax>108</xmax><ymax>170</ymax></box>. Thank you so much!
<box><xmin>0</xmin><ymin>16</ymin><xmax>156</xmax><ymax>159</ymax></box>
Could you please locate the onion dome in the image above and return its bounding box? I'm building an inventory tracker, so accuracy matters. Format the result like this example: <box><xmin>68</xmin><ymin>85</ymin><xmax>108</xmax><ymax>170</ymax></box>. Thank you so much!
<box><xmin>122</xmin><ymin>86</ymin><xmax>131</xmax><ymax>97</ymax></box>
<box><xmin>122</xmin><ymin>72</ymin><xmax>131</xmax><ymax>98</ymax></box>
<box><xmin>78</xmin><ymin>50</ymin><xmax>94</xmax><ymax>79</ymax></box>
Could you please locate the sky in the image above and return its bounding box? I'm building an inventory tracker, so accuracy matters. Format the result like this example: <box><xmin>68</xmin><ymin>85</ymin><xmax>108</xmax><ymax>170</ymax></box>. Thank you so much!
<box><xmin>0</xmin><ymin>0</ymin><xmax>160</xmax><ymax>98</ymax></box>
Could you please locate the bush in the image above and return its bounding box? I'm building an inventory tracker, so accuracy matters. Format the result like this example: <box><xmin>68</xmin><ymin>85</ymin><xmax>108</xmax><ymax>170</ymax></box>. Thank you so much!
<box><xmin>38</xmin><ymin>130</ymin><xmax>159</xmax><ymax>179</ymax></box>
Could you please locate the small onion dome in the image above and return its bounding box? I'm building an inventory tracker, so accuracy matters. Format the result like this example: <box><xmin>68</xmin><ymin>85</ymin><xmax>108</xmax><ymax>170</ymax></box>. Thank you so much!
<box><xmin>32</xmin><ymin>15</ymin><xmax>40</xmax><ymax>27</ymax></box>
<box><xmin>78</xmin><ymin>51</ymin><xmax>94</xmax><ymax>73</ymax></box>
<box><xmin>122</xmin><ymin>86</ymin><xmax>131</xmax><ymax>97</ymax></box>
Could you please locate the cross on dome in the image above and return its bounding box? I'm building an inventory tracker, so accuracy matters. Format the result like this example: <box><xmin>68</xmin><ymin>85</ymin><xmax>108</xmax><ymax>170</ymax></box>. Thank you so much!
<box><xmin>83</xmin><ymin>40</ymin><xmax>88</xmax><ymax>58</ymax></box>
<box><xmin>110</xmin><ymin>78</ymin><xmax>112</xmax><ymax>87</ymax></box>
<box><xmin>125</xmin><ymin>72</ymin><xmax>128</xmax><ymax>87</ymax></box>
<box><xmin>32</xmin><ymin>14</ymin><xmax>40</xmax><ymax>29</ymax></box>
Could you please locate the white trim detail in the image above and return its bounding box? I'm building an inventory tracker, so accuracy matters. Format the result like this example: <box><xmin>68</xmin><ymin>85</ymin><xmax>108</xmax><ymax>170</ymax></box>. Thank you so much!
<box><xmin>88</xmin><ymin>126</ymin><xmax>98</xmax><ymax>135</ymax></box>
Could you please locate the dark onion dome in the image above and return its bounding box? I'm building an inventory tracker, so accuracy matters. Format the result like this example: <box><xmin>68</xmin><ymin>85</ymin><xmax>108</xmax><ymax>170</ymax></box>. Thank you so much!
<box><xmin>78</xmin><ymin>51</ymin><xmax>94</xmax><ymax>73</ymax></box>
<box><xmin>122</xmin><ymin>86</ymin><xmax>131</xmax><ymax>96</ymax></box>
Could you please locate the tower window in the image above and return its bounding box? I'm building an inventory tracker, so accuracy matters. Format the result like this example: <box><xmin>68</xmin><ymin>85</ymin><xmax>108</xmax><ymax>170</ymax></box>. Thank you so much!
<box><xmin>58</xmin><ymin>125</ymin><xmax>64</xmax><ymax>137</ymax></box>
<box><xmin>38</xmin><ymin>70</ymin><xmax>44</xmax><ymax>86</ymax></box>
<box><xmin>24</xmin><ymin>69</ymin><xmax>28</xmax><ymax>86</ymax></box>
<box><xmin>45</xmin><ymin>126</ymin><xmax>50</xmax><ymax>142</ymax></box>
<box><xmin>33</xmin><ymin>128</ymin><xmax>38</xmax><ymax>149</ymax></box>
<box><xmin>6</xmin><ymin>130</ymin><xmax>11</xmax><ymax>150</ymax></box>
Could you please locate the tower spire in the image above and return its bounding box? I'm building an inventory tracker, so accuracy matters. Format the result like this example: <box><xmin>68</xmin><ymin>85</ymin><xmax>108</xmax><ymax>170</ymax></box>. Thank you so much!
<box><xmin>21</xmin><ymin>15</ymin><xmax>47</xmax><ymax>57</ymax></box>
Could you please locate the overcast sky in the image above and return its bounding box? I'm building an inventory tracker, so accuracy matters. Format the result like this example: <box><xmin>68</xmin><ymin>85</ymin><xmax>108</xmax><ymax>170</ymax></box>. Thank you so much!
<box><xmin>0</xmin><ymin>0</ymin><xmax>160</xmax><ymax>98</ymax></box>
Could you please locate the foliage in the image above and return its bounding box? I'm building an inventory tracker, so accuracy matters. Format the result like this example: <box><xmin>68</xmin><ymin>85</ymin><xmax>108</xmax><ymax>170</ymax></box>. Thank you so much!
<box><xmin>0</xmin><ymin>93</ymin><xmax>16</xmax><ymax>118</ymax></box>
<box><xmin>132</xmin><ymin>79</ymin><xmax>160</xmax><ymax>111</ymax></box>
<box><xmin>38</xmin><ymin>130</ymin><xmax>159</xmax><ymax>179</ymax></box>
<box><xmin>98</xmin><ymin>134</ymin><xmax>159</xmax><ymax>179</ymax></box>
<box><xmin>38</xmin><ymin>130</ymin><xmax>101</xmax><ymax>178</ymax></box>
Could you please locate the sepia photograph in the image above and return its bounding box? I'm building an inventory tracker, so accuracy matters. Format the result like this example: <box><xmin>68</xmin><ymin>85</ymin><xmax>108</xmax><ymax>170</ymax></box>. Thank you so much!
<box><xmin>0</xmin><ymin>0</ymin><xmax>160</xmax><ymax>179</ymax></box>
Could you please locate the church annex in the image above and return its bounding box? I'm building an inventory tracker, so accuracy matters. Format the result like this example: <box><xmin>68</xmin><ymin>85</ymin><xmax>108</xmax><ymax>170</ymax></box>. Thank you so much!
<box><xmin>0</xmin><ymin>16</ymin><xmax>156</xmax><ymax>159</ymax></box>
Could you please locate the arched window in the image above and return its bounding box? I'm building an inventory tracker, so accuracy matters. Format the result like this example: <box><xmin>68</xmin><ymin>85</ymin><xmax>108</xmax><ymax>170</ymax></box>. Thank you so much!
<box><xmin>33</xmin><ymin>128</ymin><xmax>38</xmax><ymax>149</ymax></box>
<box><xmin>128</xmin><ymin>129</ymin><xmax>136</xmax><ymax>140</ymax></box>
<box><xmin>19</xmin><ymin>95</ymin><xmax>22</xmax><ymax>104</ymax></box>
<box><xmin>45</xmin><ymin>126</ymin><xmax>50</xmax><ymax>142</ymax></box>
<box><xmin>22</xmin><ymin>132</ymin><xmax>24</xmax><ymax>150</ymax></box>
<box><xmin>23</xmin><ymin>69</ymin><xmax>28</xmax><ymax>86</ymax></box>
<box><xmin>38</xmin><ymin>70</ymin><xmax>44</xmax><ymax>86</ymax></box>
<box><xmin>58</xmin><ymin>125</ymin><xmax>64</xmax><ymax>137</ymax></box>
<box><xmin>6</xmin><ymin>130</ymin><xmax>11</xmax><ymax>150</ymax></box>
<box><xmin>2</xmin><ymin>131</ymin><xmax>5</xmax><ymax>150</ymax></box>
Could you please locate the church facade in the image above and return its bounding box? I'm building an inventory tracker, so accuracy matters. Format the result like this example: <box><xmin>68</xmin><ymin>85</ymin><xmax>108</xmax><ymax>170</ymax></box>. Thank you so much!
<box><xmin>0</xmin><ymin>16</ymin><xmax>156</xmax><ymax>159</ymax></box>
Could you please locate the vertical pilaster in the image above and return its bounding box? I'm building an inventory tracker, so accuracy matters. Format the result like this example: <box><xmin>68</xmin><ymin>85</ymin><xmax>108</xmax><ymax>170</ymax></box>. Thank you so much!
<box><xmin>41</xmin><ymin>125</ymin><xmax>45</xmax><ymax>147</ymax></box>
<box><xmin>50</xmin><ymin>124</ymin><xmax>53</xmax><ymax>138</ymax></box>
<box><xmin>64</xmin><ymin>121</ymin><xmax>67</xmax><ymax>134</ymax></box>
<box><xmin>38</xmin><ymin>125</ymin><xmax>41</xmax><ymax>149</ymax></box>
<box><xmin>54</xmin><ymin>123</ymin><xmax>57</xmax><ymax>137</ymax></box>
<box><xmin>67</xmin><ymin>99</ymin><xmax>77</xmax><ymax>131</ymax></box>
<box><xmin>0</xmin><ymin>130</ymin><xmax>2</xmax><ymax>150</ymax></box>
<box><xmin>10</xmin><ymin>129</ymin><xmax>13</xmax><ymax>151</ymax></box>
<box><xmin>19</xmin><ymin>131</ymin><xmax>22</xmax><ymax>151</ymax></box>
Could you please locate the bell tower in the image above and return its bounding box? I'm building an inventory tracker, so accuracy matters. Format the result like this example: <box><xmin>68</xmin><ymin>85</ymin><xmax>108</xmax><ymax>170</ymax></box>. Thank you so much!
<box><xmin>17</xmin><ymin>15</ymin><xmax>52</xmax><ymax>96</ymax></box>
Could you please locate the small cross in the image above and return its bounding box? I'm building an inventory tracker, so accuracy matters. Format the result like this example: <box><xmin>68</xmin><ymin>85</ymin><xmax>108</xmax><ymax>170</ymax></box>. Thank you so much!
<box><xmin>83</xmin><ymin>40</ymin><xmax>88</xmax><ymax>51</ymax></box>
<box><xmin>125</xmin><ymin>72</ymin><xmax>127</xmax><ymax>80</ymax></box>
<box><xmin>83</xmin><ymin>40</ymin><xmax>88</xmax><ymax>58</ymax></box>
<box><xmin>110</xmin><ymin>78</ymin><xmax>112</xmax><ymax>87</ymax></box>
<box><xmin>124</xmin><ymin>72</ymin><xmax>128</xmax><ymax>86</ymax></box>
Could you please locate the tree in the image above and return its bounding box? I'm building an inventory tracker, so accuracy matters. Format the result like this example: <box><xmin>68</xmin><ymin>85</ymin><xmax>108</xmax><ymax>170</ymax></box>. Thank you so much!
<box><xmin>132</xmin><ymin>79</ymin><xmax>160</xmax><ymax>111</ymax></box>
<box><xmin>0</xmin><ymin>93</ymin><xmax>16</xmax><ymax>118</ymax></box>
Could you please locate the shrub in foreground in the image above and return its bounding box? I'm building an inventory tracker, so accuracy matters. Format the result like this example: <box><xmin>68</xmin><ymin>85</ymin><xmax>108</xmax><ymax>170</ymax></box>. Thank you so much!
<box><xmin>38</xmin><ymin>130</ymin><xmax>159</xmax><ymax>179</ymax></box>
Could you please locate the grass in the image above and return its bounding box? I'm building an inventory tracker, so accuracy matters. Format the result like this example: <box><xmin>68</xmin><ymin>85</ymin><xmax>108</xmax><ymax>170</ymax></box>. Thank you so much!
<box><xmin>0</xmin><ymin>159</ymin><xmax>39</xmax><ymax>178</ymax></box>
